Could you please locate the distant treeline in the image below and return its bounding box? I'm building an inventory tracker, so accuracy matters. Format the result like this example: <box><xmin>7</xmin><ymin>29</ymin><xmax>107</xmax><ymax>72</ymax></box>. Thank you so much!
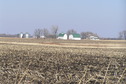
<box><xmin>0</xmin><ymin>28</ymin><xmax>126</xmax><ymax>40</ymax></box>
<box><xmin>101</xmin><ymin>38</ymin><xmax>122</xmax><ymax>40</ymax></box>
<box><xmin>0</xmin><ymin>33</ymin><xmax>123</xmax><ymax>40</ymax></box>
<box><xmin>0</xmin><ymin>34</ymin><xmax>18</xmax><ymax>37</ymax></box>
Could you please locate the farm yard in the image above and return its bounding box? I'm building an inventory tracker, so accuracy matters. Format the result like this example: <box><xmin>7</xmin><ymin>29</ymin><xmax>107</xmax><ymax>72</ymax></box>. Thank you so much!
<box><xmin>0</xmin><ymin>37</ymin><xmax>126</xmax><ymax>84</ymax></box>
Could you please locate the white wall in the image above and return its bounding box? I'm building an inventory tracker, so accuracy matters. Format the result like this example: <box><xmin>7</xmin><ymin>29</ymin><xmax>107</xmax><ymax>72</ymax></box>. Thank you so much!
<box><xmin>72</xmin><ymin>38</ymin><xmax>81</xmax><ymax>40</ymax></box>
<box><xmin>69</xmin><ymin>35</ymin><xmax>73</xmax><ymax>40</ymax></box>
<box><xmin>40</xmin><ymin>36</ymin><xmax>45</xmax><ymax>38</ymax></box>
<box><xmin>63</xmin><ymin>34</ymin><xmax>67</xmax><ymax>39</ymax></box>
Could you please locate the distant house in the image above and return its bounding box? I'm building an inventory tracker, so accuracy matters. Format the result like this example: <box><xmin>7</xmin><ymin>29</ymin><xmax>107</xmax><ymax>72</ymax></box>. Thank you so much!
<box><xmin>57</xmin><ymin>33</ymin><xmax>67</xmax><ymax>40</ymax></box>
<box><xmin>69</xmin><ymin>34</ymin><xmax>81</xmax><ymax>40</ymax></box>
<box><xmin>89</xmin><ymin>36</ymin><xmax>99</xmax><ymax>40</ymax></box>
<box><xmin>40</xmin><ymin>36</ymin><xmax>46</xmax><ymax>39</ymax></box>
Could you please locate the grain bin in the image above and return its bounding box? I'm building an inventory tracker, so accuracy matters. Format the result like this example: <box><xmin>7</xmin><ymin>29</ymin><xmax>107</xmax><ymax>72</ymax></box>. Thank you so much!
<box><xmin>23</xmin><ymin>33</ymin><xmax>29</xmax><ymax>38</ymax></box>
<box><xmin>19</xmin><ymin>33</ymin><xmax>23</xmax><ymax>38</ymax></box>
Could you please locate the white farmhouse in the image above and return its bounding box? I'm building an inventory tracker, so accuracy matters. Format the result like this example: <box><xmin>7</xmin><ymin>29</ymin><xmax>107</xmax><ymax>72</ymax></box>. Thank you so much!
<box><xmin>89</xmin><ymin>36</ymin><xmax>99</xmax><ymax>40</ymax></box>
<box><xmin>69</xmin><ymin>34</ymin><xmax>81</xmax><ymax>40</ymax></box>
<box><xmin>40</xmin><ymin>36</ymin><xmax>45</xmax><ymax>39</ymax></box>
<box><xmin>57</xmin><ymin>33</ymin><xmax>67</xmax><ymax>40</ymax></box>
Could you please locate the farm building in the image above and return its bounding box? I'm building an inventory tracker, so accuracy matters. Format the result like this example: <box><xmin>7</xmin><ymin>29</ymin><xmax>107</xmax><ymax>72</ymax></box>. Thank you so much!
<box><xmin>23</xmin><ymin>33</ymin><xmax>29</xmax><ymax>38</ymax></box>
<box><xmin>40</xmin><ymin>36</ymin><xmax>46</xmax><ymax>39</ymax></box>
<box><xmin>89</xmin><ymin>36</ymin><xmax>99</xmax><ymax>40</ymax></box>
<box><xmin>19</xmin><ymin>33</ymin><xmax>24</xmax><ymax>38</ymax></box>
<box><xmin>57</xmin><ymin>33</ymin><xmax>67</xmax><ymax>40</ymax></box>
<box><xmin>69</xmin><ymin>34</ymin><xmax>81</xmax><ymax>40</ymax></box>
<box><xmin>19</xmin><ymin>33</ymin><xmax>29</xmax><ymax>38</ymax></box>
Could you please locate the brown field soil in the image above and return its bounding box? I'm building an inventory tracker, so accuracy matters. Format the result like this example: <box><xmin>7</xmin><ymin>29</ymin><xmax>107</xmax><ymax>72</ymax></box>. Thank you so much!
<box><xmin>0</xmin><ymin>37</ymin><xmax>126</xmax><ymax>84</ymax></box>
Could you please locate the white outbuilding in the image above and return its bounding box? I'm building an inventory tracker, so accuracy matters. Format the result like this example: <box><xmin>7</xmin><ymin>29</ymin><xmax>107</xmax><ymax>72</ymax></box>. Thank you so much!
<box><xmin>89</xmin><ymin>36</ymin><xmax>99</xmax><ymax>40</ymax></box>
<box><xmin>40</xmin><ymin>36</ymin><xmax>46</xmax><ymax>39</ymax></box>
<box><xmin>57</xmin><ymin>33</ymin><xmax>67</xmax><ymax>40</ymax></box>
<box><xmin>69</xmin><ymin>34</ymin><xmax>81</xmax><ymax>40</ymax></box>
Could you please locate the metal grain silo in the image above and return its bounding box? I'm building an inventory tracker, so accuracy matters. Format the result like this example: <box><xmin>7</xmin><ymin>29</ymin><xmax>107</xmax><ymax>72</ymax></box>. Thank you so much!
<box><xmin>19</xmin><ymin>32</ymin><xmax>23</xmax><ymax>38</ymax></box>
<box><xmin>24</xmin><ymin>33</ymin><xmax>29</xmax><ymax>38</ymax></box>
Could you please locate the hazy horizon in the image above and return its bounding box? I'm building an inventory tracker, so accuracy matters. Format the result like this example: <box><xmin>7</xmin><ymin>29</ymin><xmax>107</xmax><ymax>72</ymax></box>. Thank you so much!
<box><xmin>0</xmin><ymin>0</ymin><xmax>126</xmax><ymax>38</ymax></box>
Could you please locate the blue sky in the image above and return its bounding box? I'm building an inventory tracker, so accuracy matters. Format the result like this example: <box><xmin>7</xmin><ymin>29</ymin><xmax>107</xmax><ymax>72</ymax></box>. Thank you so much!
<box><xmin>0</xmin><ymin>0</ymin><xmax>125</xmax><ymax>37</ymax></box>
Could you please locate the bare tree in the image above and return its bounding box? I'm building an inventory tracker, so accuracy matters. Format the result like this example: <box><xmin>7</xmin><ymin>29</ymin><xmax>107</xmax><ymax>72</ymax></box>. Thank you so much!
<box><xmin>124</xmin><ymin>30</ymin><xmax>126</xmax><ymax>40</ymax></box>
<box><xmin>67</xmin><ymin>29</ymin><xmax>77</xmax><ymax>35</ymax></box>
<box><xmin>81</xmin><ymin>32</ymin><xmax>99</xmax><ymax>39</ymax></box>
<box><xmin>119</xmin><ymin>30</ymin><xmax>126</xmax><ymax>40</ymax></box>
<box><xmin>34</xmin><ymin>29</ymin><xmax>43</xmax><ymax>38</ymax></box>
<box><xmin>81</xmin><ymin>32</ymin><xmax>88</xmax><ymax>39</ymax></box>
<box><xmin>67</xmin><ymin>29</ymin><xmax>77</xmax><ymax>39</ymax></box>
<box><xmin>43</xmin><ymin>28</ymin><xmax>49</xmax><ymax>38</ymax></box>
<box><xmin>51</xmin><ymin>25</ymin><xmax>59</xmax><ymax>38</ymax></box>
<box><xmin>119</xmin><ymin>32</ymin><xmax>123</xmax><ymax>40</ymax></box>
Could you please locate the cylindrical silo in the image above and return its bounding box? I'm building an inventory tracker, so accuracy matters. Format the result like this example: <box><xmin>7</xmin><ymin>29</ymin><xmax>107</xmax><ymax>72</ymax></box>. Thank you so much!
<box><xmin>19</xmin><ymin>33</ymin><xmax>23</xmax><ymax>38</ymax></box>
<box><xmin>24</xmin><ymin>33</ymin><xmax>29</xmax><ymax>38</ymax></box>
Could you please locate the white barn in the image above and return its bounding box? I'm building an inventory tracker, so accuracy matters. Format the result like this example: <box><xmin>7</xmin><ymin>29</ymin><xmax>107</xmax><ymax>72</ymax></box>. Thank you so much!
<box><xmin>69</xmin><ymin>34</ymin><xmax>81</xmax><ymax>40</ymax></box>
<box><xmin>57</xmin><ymin>33</ymin><xmax>67</xmax><ymax>40</ymax></box>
